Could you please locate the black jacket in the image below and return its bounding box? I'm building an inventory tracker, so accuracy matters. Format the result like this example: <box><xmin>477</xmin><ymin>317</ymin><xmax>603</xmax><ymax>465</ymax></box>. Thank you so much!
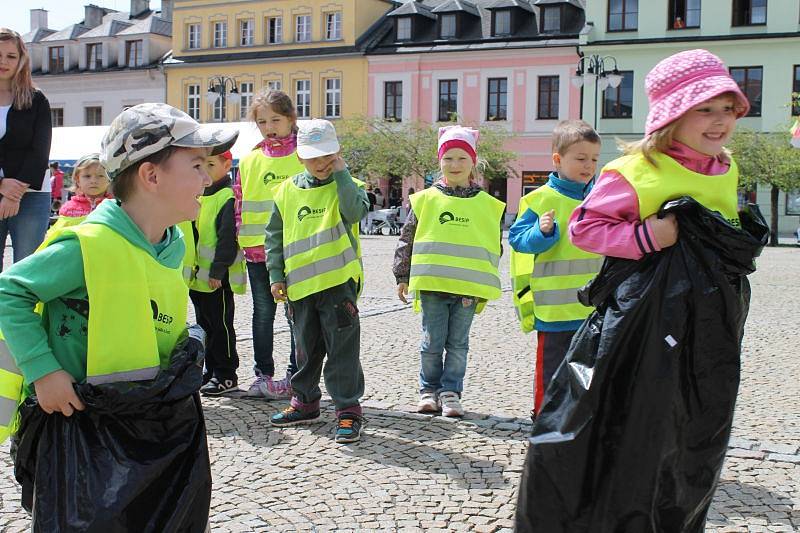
<box><xmin>0</xmin><ymin>90</ymin><xmax>52</xmax><ymax>190</ymax></box>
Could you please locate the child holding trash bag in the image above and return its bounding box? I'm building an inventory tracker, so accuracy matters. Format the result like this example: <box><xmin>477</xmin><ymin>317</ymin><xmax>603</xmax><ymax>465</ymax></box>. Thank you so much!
<box><xmin>0</xmin><ymin>103</ymin><xmax>237</xmax><ymax>532</ymax></box>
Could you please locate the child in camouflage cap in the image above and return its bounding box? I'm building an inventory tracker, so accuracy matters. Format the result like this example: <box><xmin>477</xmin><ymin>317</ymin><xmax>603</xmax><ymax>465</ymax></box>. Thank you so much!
<box><xmin>0</xmin><ymin>103</ymin><xmax>237</xmax><ymax>531</ymax></box>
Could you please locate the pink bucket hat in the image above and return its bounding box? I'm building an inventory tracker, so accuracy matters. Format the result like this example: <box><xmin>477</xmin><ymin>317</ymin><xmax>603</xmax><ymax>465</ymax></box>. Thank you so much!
<box><xmin>438</xmin><ymin>125</ymin><xmax>479</xmax><ymax>164</ymax></box>
<box><xmin>645</xmin><ymin>49</ymin><xmax>750</xmax><ymax>136</ymax></box>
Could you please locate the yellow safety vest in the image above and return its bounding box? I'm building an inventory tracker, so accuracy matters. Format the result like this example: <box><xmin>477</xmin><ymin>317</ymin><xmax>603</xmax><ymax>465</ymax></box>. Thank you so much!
<box><xmin>0</xmin><ymin>223</ymin><xmax>187</xmax><ymax>443</ymax></box>
<box><xmin>603</xmin><ymin>152</ymin><xmax>740</xmax><ymax>226</ymax></box>
<box><xmin>178</xmin><ymin>221</ymin><xmax>196</xmax><ymax>285</ymax></box>
<box><xmin>509</xmin><ymin>194</ymin><xmax>537</xmax><ymax>333</ymax></box>
<box><xmin>190</xmin><ymin>187</ymin><xmax>247</xmax><ymax>294</ymax></box>
<box><xmin>511</xmin><ymin>185</ymin><xmax>602</xmax><ymax>327</ymax></box>
<box><xmin>409</xmin><ymin>188</ymin><xmax>505</xmax><ymax>310</ymax></box>
<box><xmin>238</xmin><ymin>149</ymin><xmax>305</xmax><ymax>248</ymax></box>
<box><xmin>274</xmin><ymin>176</ymin><xmax>364</xmax><ymax>301</ymax></box>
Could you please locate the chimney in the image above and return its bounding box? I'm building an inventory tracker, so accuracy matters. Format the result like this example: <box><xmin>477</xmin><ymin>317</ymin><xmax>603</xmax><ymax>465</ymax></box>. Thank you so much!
<box><xmin>30</xmin><ymin>8</ymin><xmax>48</xmax><ymax>31</ymax></box>
<box><xmin>84</xmin><ymin>4</ymin><xmax>105</xmax><ymax>29</ymax></box>
<box><xmin>160</xmin><ymin>0</ymin><xmax>174</xmax><ymax>23</ymax></box>
<box><xmin>130</xmin><ymin>0</ymin><xmax>150</xmax><ymax>18</ymax></box>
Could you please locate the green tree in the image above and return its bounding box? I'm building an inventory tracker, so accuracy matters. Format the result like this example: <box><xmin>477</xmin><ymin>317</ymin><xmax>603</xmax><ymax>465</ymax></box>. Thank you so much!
<box><xmin>728</xmin><ymin>126</ymin><xmax>800</xmax><ymax>246</ymax></box>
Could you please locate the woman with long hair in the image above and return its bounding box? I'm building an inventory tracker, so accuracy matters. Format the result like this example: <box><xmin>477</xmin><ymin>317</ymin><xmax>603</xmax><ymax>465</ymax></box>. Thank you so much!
<box><xmin>0</xmin><ymin>28</ymin><xmax>53</xmax><ymax>269</ymax></box>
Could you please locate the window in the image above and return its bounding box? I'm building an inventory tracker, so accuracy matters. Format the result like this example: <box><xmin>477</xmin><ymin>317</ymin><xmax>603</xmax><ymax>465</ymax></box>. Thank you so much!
<box><xmin>213</xmin><ymin>21</ymin><xmax>227</xmax><ymax>48</ymax></box>
<box><xmin>438</xmin><ymin>79</ymin><xmax>458</xmax><ymax>121</ymax></box>
<box><xmin>187</xmin><ymin>84</ymin><xmax>200</xmax><ymax>120</ymax></box>
<box><xmin>493</xmin><ymin>10</ymin><xmax>512</xmax><ymax>35</ymax></box>
<box><xmin>240</xmin><ymin>19</ymin><xmax>254</xmax><ymax>46</ymax></box>
<box><xmin>793</xmin><ymin>65</ymin><xmax>800</xmax><ymax>116</ymax></box>
<box><xmin>296</xmin><ymin>15</ymin><xmax>311</xmax><ymax>42</ymax></box>
<box><xmin>325</xmin><ymin>12</ymin><xmax>342</xmax><ymax>40</ymax></box>
<box><xmin>384</xmin><ymin>81</ymin><xmax>403</xmax><ymax>121</ymax></box>
<box><xmin>85</xmin><ymin>106</ymin><xmax>102</xmax><ymax>126</ymax></box>
<box><xmin>86</xmin><ymin>43</ymin><xmax>102</xmax><ymax>71</ymax></box>
<box><xmin>239</xmin><ymin>82</ymin><xmax>254</xmax><ymax>119</ymax></box>
<box><xmin>267</xmin><ymin>17</ymin><xmax>283</xmax><ymax>44</ymax></box>
<box><xmin>440</xmin><ymin>14</ymin><xmax>457</xmax><ymax>39</ymax></box>
<box><xmin>397</xmin><ymin>17</ymin><xmax>412</xmax><ymax>40</ymax></box>
<box><xmin>603</xmin><ymin>71</ymin><xmax>634</xmax><ymax>118</ymax></box>
<box><xmin>296</xmin><ymin>79</ymin><xmax>311</xmax><ymax>118</ymax></box>
<box><xmin>325</xmin><ymin>78</ymin><xmax>341</xmax><ymax>118</ymax></box>
<box><xmin>212</xmin><ymin>95</ymin><xmax>226</xmax><ymax>122</ymax></box>
<box><xmin>187</xmin><ymin>23</ymin><xmax>200</xmax><ymax>49</ymax></box>
<box><xmin>126</xmin><ymin>40</ymin><xmax>143</xmax><ymax>67</ymax></box>
<box><xmin>538</xmin><ymin>76</ymin><xmax>560</xmax><ymax>120</ymax></box>
<box><xmin>51</xmin><ymin>108</ymin><xmax>64</xmax><ymax>127</ymax></box>
<box><xmin>669</xmin><ymin>0</ymin><xmax>701</xmax><ymax>29</ymax></box>
<box><xmin>730</xmin><ymin>66</ymin><xmax>762</xmax><ymax>116</ymax></box>
<box><xmin>267</xmin><ymin>80</ymin><xmax>282</xmax><ymax>91</ymax></box>
<box><xmin>487</xmin><ymin>78</ymin><xmax>507</xmax><ymax>121</ymax></box>
<box><xmin>608</xmin><ymin>0</ymin><xmax>638</xmax><ymax>31</ymax></box>
<box><xmin>542</xmin><ymin>7</ymin><xmax>562</xmax><ymax>32</ymax></box>
<box><xmin>48</xmin><ymin>46</ymin><xmax>64</xmax><ymax>73</ymax></box>
<box><xmin>732</xmin><ymin>0</ymin><xmax>767</xmax><ymax>26</ymax></box>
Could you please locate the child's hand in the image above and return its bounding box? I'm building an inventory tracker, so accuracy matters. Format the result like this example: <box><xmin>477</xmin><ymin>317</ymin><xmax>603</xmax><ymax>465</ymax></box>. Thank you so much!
<box><xmin>647</xmin><ymin>213</ymin><xmax>679</xmax><ymax>249</ymax></box>
<box><xmin>208</xmin><ymin>278</ymin><xmax>222</xmax><ymax>290</ymax></box>
<box><xmin>539</xmin><ymin>210</ymin><xmax>555</xmax><ymax>235</ymax></box>
<box><xmin>271</xmin><ymin>282</ymin><xmax>288</xmax><ymax>302</ymax></box>
<box><xmin>34</xmin><ymin>370</ymin><xmax>85</xmax><ymax>417</ymax></box>
<box><xmin>397</xmin><ymin>283</ymin><xmax>409</xmax><ymax>304</ymax></box>
<box><xmin>331</xmin><ymin>153</ymin><xmax>346</xmax><ymax>173</ymax></box>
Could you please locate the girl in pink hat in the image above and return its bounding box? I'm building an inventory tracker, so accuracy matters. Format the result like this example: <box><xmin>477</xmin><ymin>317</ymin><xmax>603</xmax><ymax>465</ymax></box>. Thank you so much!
<box><xmin>569</xmin><ymin>48</ymin><xmax>750</xmax><ymax>256</ymax></box>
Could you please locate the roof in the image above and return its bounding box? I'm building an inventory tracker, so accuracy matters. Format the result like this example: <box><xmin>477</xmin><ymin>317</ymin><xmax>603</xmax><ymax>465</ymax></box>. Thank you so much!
<box><xmin>431</xmin><ymin>0</ymin><xmax>482</xmax><ymax>17</ymax></box>
<box><xmin>117</xmin><ymin>14</ymin><xmax>171</xmax><ymax>37</ymax></box>
<box><xmin>40</xmin><ymin>24</ymin><xmax>90</xmax><ymax>42</ymax></box>
<box><xmin>22</xmin><ymin>28</ymin><xmax>57</xmax><ymax>44</ymax></box>
<box><xmin>79</xmin><ymin>12</ymin><xmax>134</xmax><ymax>39</ymax></box>
<box><xmin>387</xmin><ymin>1</ymin><xmax>438</xmax><ymax>19</ymax></box>
<box><xmin>534</xmin><ymin>0</ymin><xmax>585</xmax><ymax>8</ymax></box>
<box><xmin>487</xmin><ymin>0</ymin><xmax>535</xmax><ymax>11</ymax></box>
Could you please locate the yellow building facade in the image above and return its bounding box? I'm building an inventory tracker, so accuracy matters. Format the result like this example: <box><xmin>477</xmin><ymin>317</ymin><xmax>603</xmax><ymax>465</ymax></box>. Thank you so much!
<box><xmin>166</xmin><ymin>0</ymin><xmax>392</xmax><ymax>123</ymax></box>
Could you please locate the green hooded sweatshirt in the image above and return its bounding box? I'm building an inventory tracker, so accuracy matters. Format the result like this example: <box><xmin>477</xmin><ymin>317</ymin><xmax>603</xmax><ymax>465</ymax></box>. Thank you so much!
<box><xmin>0</xmin><ymin>200</ymin><xmax>186</xmax><ymax>389</ymax></box>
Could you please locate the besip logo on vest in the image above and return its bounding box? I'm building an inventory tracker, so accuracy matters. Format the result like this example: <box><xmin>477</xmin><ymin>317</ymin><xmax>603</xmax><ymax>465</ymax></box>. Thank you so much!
<box><xmin>297</xmin><ymin>205</ymin><xmax>327</xmax><ymax>222</ymax></box>
<box><xmin>438</xmin><ymin>211</ymin><xmax>470</xmax><ymax>226</ymax></box>
<box><xmin>262</xmin><ymin>171</ymin><xmax>291</xmax><ymax>185</ymax></box>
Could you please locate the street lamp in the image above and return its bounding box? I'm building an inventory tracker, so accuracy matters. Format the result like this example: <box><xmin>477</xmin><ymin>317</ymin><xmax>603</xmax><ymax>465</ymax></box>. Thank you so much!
<box><xmin>205</xmin><ymin>76</ymin><xmax>241</xmax><ymax>122</ymax></box>
<box><xmin>571</xmin><ymin>55</ymin><xmax>623</xmax><ymax>130</ymax></box>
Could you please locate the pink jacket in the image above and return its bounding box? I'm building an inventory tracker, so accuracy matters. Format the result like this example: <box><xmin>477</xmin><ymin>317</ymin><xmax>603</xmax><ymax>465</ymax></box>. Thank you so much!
<box><xmin>569</xmin><ymin>142</ymin><xmax>731</xmax><ymax>260</ymax></box>
<box><xmin>58</xmin><ymin>192</ymin><xmax>113</xmax><ymax>218</ymax></box>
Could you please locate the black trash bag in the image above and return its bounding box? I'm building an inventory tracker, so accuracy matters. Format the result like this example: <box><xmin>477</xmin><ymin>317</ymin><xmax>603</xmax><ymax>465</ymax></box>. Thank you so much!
<box><xmin>515</xmin><ymin>197</ymin><xmax>769</xmax><ymax>533</ymax></box>
<box><xmin>11</xmin><ymin>331</ymin><xmax>211</xmax><ymax>533</ymax></box>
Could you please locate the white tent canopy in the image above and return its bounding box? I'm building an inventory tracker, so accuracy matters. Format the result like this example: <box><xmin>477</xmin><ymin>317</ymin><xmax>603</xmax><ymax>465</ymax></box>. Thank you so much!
<box><xmin>49</xmin><ymin>121</ymin><xmax>265</xmax><ymax>166</ymax></box>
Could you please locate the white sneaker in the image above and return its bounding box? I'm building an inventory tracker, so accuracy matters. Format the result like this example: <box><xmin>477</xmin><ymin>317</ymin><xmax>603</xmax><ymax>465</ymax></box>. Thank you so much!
<box><xmin>246</xmin><ymin>374</ymin><xmax>270</xmax><ymax>397</ymax></box>
<box><xmin>439</xmin><ymin>391</ymin><xmax>464</xmax><ymax>417</ymax></box>
<box><xmin>417</xmin><ymin>391</ymin><xmax>439</xmax><ymax>413</ymax></box>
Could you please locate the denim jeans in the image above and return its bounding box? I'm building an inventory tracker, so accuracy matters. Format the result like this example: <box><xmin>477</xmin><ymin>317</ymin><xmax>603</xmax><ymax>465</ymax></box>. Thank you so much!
<box><xmin>418</xmin><ymin>292</ymin><xmax>477</xmax><ymax>395</ymax></box>
<box><xmin>246</xmin><ymin>261</ymin><xmax>296</xmax><ymax>377</ymax></box>
<box><xmin>0</xmin><ymin>191</ymin><xmax>51</xmax><ymax>272</ymax></box>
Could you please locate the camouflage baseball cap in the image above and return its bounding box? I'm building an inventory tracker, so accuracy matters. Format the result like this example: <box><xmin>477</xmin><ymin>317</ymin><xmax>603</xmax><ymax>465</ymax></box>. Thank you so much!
<box><xmin>101</xmin><ymin>103</ymin><xmax>239</xmax><ymax>179</ymax></box>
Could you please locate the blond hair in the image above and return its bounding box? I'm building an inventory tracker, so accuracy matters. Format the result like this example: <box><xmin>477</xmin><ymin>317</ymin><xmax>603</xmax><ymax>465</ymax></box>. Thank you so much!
<box><xmin>0</xmin><ymin>28</ymin><xmax>35</xmax><ymax>110</ymax></box>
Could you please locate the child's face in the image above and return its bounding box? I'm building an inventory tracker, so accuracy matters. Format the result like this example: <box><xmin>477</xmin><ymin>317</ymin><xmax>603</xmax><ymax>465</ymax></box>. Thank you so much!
<box><xmin>204</xmin><ymin>155</ymin><xmax>232</xmax><ymax>183</ymax></box>
<box><xmin>553</xmin><ymin>141</ymin><xmax>601</xmax><ymax>184</ymax></box>
<box><xmin>158</xmin><ymin>148</ymin><xmax>212</xmax><ymax>223</ymax></box>
<box><xmin>255</xmin><ymin>105</ymin><xmax>295</xmax><ymax>140</ymax></box>
<box><xmin>672</xmin><ymin>95</ymin><xmax>739</xmax><ymax>156</ymax></box>
<box><xmin>75</xmin><ymin>163</ymin><xmax>110</xmax><ymax>197</ymax></box>
<box><xmin>299</xmin><ymin>153</ymin><xmax>338</xmax><ymax>180</ymax></box>
<box><xmin>0</xmin><ymin>40</ymin><xmax>21</xmax><ymax>83</ymax></box>
<box><xmin>439</xmin><ymin>147</ymin><xmax>474</xmax><ymax>186</ymax></box>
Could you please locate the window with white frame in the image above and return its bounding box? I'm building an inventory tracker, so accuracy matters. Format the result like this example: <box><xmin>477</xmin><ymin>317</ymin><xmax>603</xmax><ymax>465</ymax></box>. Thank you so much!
<box><xmin>187</xmin><ymin>23</ymin><xmax>200</xmax><ymax>49</ymax></box>
<box><xmin>85</xmin><ymin>106</ymin><xmax>102</xmax><ymax>126</ymax></box>
<box><xmin>325</xmin><ymin>78</ymin><xmax>341</xmax><ymax>118</ymax></box>
<box><xmin>296</xmin><ymin>15</ymin><xmax>312</xmax><ymax>42</ymax></box>
<box><xmin>240</xmin><ymin>19</ymin><xmax>254</xmax><ymax>46</ymax></box>
<box><xmin>296</xmin><ymin>79</ymin><xmax>311</xmax><ymax>118</ymax></box>
<box><xmin>397</xmin><ymin>17</ymin><xmax>411</xmax><ymax>40</ymax></box>
<box><xmin>239</xmin><ymin>82</ymin><xmax>254</xmax><ymax>119</ymax></box>
<box><xmin>213</xmin><ymin>21</ymin><xmax>228</xmax><ymax>48</ymax></box>
<box><xmin>125</xmin><ymin>40</ymin><xmax>143</xmax><ymax>67</ymax></box>
<box><xmin>86</xmin><ymin>43</ymin><xmax>102</xmax><ymax>70</ymax></box>
<box><xmin>325</xmin><ymin>12</ymin><xmax>342</xmax><ymax>40</ymax></box>
<box><xmin>187</xmin><ymin>84</ymin><xmax>200</xmax><ymax>120</ymax></box>
<box><xmin>267</xmin><ymin>80</ymin><xmax>282</xmax><ymax>91</ymax></box>
<box><xmin>213</xmin><ymin>94</ymin><xmax>227</xmax><ymax>122</ymax></box>
<box><xmin>267</xmin><ymin>16</ymin><xmax>283</xmax><ymax>44</ymax></box>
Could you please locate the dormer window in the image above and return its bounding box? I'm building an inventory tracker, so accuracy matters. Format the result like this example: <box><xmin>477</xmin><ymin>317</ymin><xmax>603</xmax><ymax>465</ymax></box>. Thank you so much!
<box><xmin>493</xmin><ymin>10</ymin><xmax>512</xmax><ymax>36</ymax></box>
<box><xmin>440</xmin><ymin>14</ymin><xmax>457</xmax><ymax>38</ymax></box>
<box><xmin>541</xmin><ymin>6</ymin><xmax>562</xmax><ymax>32</ymax></box>
<box><xmin>397</xmin><ymin>17</ymin><xmax>412</xmax><ymax>40</ymax></box>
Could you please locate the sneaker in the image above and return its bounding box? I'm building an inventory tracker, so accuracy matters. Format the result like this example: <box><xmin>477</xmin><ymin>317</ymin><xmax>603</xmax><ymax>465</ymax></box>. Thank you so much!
<box><xmin>417</xmin><ymin>391</ymin><xmax>439</xmax><ymax>413</ymax></box>
<box><xmin>246</xmin><ymin>373</ymin><xmax>270</xmax><ymax>397</ymax></box>
<box><xmin>270</xmin><ymin>406</ymin><xmax>320</xmax><ymax>427</ymax></box>
<box><xmin>439</xmin><ymin>391</ymin><xmax>465</xmax><ymax>417</ymax></box>
<box><xmin>200</xmin><ymin>377</ymin><xmax>238</xmax><ymax>396</ymax></box>
<box><xmin>262</xmin><ymin>372</ymin><xmax>292</xmax><ymax>400</ymax></box>
<box><xmin>335</xmin><ymin>414</ymin><xmax>364</xmax><ymax>443</ymax></box>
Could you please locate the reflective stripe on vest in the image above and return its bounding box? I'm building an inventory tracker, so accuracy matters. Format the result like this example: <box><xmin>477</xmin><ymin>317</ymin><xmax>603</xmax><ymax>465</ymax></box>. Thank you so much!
<box><xmin>509</xmin><ymin>192</ymin><xmax>537</xmax><ymax>332</ymax></box>
<box><xmin>0</xmin><ymin>338</ymin><xmax>24</xmax><ymax>432</ymax></box>
<box><xmin>239</xmin><ymin>150</ymin><xmax>305</xmax><ymax>247</ymax></box>
<box><xmin>533</xmin><ymin>258</ymin><xmax>604</xmax><ymax>278</ymax></box>
<box><xmin>178</xmin><ymin>221</ymin><xmax>196</xmax><ymax>285</ymax></box>
<box><xmin>286</xmin><ymin>245</ymin><xmax>359</xmax><ymax>287</ymax></box>
<box><xmin>408</xmin><ymin>189</ymin><xmax>505</xmax><ymax>304</ymax></box>
<box><xmin>284</xmin><ymin>222</ymin><xmax>348</xmax><ymax>261</ymax></box>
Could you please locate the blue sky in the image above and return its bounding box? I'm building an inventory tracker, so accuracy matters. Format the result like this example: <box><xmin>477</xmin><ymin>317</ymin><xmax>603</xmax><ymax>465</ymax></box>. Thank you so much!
<box><xmin>7</xmin><ymin>1</ymin><xmax>163</xmax><ymax>34</ymax></box>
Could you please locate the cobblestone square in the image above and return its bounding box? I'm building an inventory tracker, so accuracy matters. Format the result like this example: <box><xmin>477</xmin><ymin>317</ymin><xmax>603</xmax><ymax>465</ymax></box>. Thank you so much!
<box><xmin>1</xmin><ymin>236</ymin><xmax>798</xmax><ymax>532</ymax></box>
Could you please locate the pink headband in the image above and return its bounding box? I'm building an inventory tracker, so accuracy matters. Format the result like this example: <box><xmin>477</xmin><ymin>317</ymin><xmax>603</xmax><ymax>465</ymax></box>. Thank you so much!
<box><xmin>437</xmin><ymin>125</ymin><xmax>479</xmax><ymax>164</ymax></box>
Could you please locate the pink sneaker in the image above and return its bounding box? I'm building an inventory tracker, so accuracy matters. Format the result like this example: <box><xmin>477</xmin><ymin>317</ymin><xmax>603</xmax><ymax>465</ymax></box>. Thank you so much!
<box><xmin>246</xmin><ymin>374</ymin><xmax>270</xmax><ymax>398</ymax></box>
<box><xmin>261</xmin><ymin>372</ymin><xmax>292</xmax><ymax>400</ymax></box>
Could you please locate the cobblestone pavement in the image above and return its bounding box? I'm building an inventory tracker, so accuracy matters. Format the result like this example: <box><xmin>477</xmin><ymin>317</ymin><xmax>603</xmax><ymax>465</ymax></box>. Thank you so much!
<box><xmin>1</xmin><ymin>237</ymin><xmax>798</xmax><ymax>532</ymax></box>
